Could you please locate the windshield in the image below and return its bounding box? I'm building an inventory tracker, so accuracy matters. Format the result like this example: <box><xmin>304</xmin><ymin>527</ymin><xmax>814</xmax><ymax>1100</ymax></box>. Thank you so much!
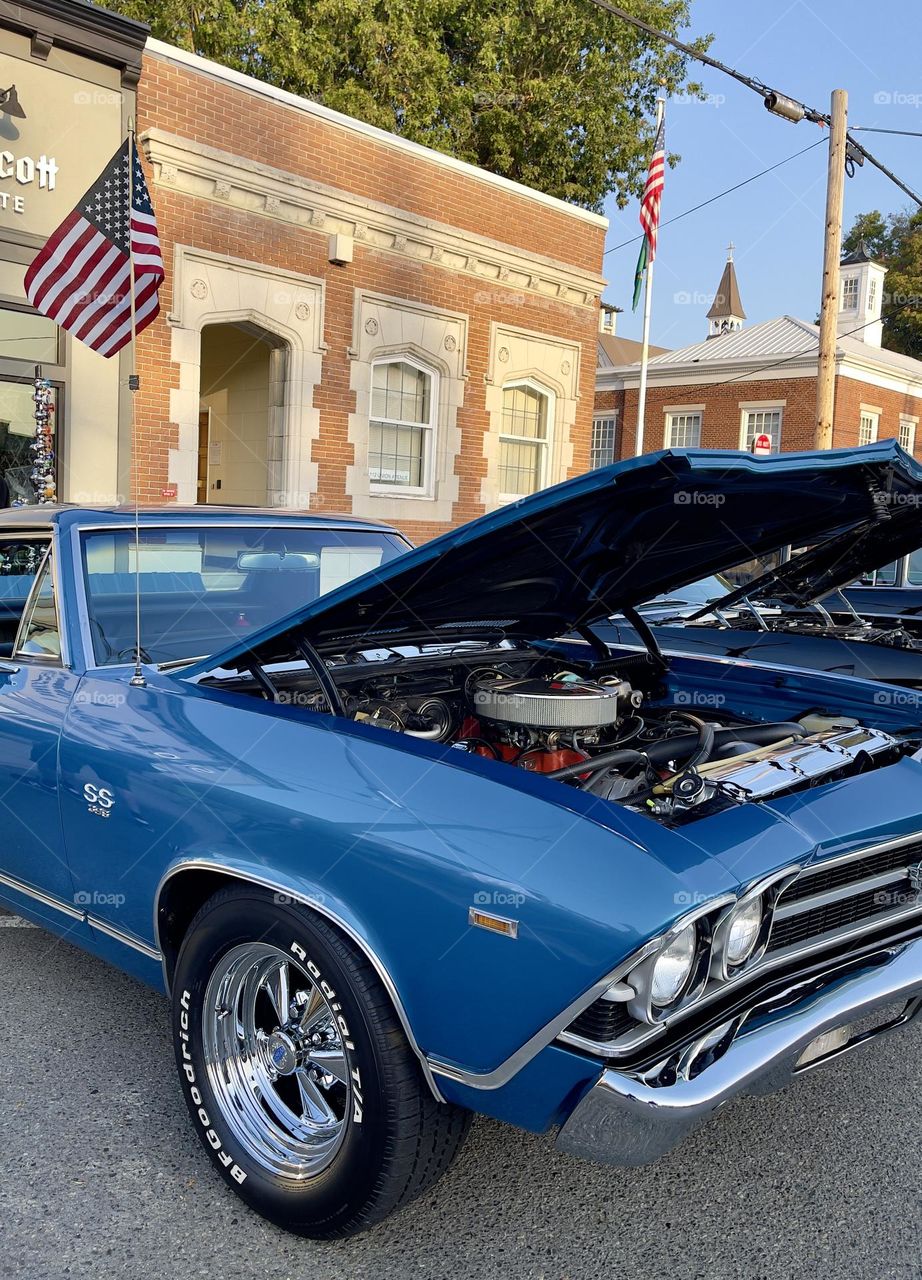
<box><xmin>81</xmin><ymin>524</ymin><xmax>409</xmax><ymax>666</ymax></box>
<box><xmin>645</xmin><ymin>573</ymin><xmax>733</xmax><ymax>607</ymax></box>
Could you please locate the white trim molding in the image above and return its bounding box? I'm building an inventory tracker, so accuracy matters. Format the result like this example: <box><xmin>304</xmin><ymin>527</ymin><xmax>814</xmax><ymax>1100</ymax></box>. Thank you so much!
<box><xmin>141</xmin><ymin>128</ymin><xmax>604</xmax><ymax>311</ymax></box>
<box><xmin>482</xmin><ymin>323</ymin><xmax>580</xmax><ymax>511</ymax></box>
<box><xmin>167</xmin><ymin>245</ymin><xmax>326</xmax><ymax>506</ymax></box>
<box><xmin>347</xmin><ymin>292</ymin><xmax>468</xmax><ymax>524</ymax></box>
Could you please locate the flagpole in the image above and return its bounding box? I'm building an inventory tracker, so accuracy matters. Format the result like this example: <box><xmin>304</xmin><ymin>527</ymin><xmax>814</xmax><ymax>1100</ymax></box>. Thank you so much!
<box><xmin>127</xmin><ymin>117</ymin><xmax>145</xmax><ymax>689</ymax></box>
<box><xmin>635</xmin><ymin>95</ymin><xmax>665</xmax><ymax>457</ymax></box>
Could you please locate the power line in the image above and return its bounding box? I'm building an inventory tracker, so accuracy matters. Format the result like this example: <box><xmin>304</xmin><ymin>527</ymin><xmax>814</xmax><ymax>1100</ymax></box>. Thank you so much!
<box><xmin>603</xmin><ymin>138</ymin><xmax>826</xmax><ymax>256</ymax></box>
<box><xmin>852</xmin><ymin>127</ymin><xmax>922</xmax><ymax>138</ymax></box>
<box><xmin>581</xmin><ymin>0</ymin><xmax>922</xmax><ymax>207</ymax></box>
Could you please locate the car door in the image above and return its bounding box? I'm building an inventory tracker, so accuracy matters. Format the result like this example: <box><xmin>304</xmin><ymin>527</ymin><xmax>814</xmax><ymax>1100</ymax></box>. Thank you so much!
<box><xmin>0</xmin><ymin>533</ymin><xmax>84</xmax><ymax>926</ymax></box>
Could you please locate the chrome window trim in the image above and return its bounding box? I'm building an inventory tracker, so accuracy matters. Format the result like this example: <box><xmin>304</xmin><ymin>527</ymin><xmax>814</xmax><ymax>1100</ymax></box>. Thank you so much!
<box><xmin>154</xmin><ymin>859</ymin><xmax>446</xmax><ymax>1102</ymax></box>
<box><xmin>12</xmin><ymin>541</ymin><xmax>68</xmax><ymax>667</ymax></box>
<box><xmin>71</xmin><ymin>520</ymin><xmax>408</xmax><ymax>673</ymax></box>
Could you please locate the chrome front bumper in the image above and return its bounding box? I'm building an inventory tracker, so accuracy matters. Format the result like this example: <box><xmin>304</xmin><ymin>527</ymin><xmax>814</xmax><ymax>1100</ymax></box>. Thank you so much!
<box><xmin>555</xmin><ymin>937</ymin><xmax>922</xmax><ymax>1167</ymax></box>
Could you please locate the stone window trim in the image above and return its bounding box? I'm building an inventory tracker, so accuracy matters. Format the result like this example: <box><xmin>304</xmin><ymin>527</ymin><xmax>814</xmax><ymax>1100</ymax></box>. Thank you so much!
<box><xmin>367</xmin><ymin>352</ymin><xmax>440</xmax><ymax>499</ymax></box>
<box><xmin>482</xmin><ymin>322</ymin><xmax>581</xmax><ymax>513</ymax></box>
<box><xmin>347</xmin><ymin>292</ymin><xmax>468</xmax><ymax>524</ymax></box>
<box><xmin>498</xmin><ymin>378</ymin><xmax>555</xmax><ymax>501</ymax></box>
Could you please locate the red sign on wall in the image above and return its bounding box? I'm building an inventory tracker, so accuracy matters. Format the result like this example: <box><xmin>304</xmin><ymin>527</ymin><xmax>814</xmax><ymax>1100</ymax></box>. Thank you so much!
<box><xmin>161</xmin><ymin>485</ymin><xmax>177</xmax><ymax>499</ymax></box>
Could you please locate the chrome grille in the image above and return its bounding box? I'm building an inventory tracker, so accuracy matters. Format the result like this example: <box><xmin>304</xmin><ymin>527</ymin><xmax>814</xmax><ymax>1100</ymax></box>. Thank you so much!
<box><xmin>782</xmin><ymin>842</ymin><xmax>921</xmax><ymax>905</ymax></box>
<box><xmin>767</xmin><ymin>836</ymin><xmax>922</xmax><ymax>956</ymax></box>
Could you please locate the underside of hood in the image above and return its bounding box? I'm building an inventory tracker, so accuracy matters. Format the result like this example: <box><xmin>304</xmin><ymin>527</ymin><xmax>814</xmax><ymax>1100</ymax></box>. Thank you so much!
<box><xmin>184</xmin><ymin>442</ymin><xmax>922</xmax><ymax>674</ymax></box>
<box><xmin>686</xmin><ymin>500</ymin><xmax>922</xmax><ymax>619</ymax></box>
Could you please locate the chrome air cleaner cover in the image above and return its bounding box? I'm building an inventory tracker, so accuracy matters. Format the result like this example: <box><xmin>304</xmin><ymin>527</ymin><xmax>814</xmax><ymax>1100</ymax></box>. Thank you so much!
<box><xmin>471</xmin><ymin>676</ymin><xmax>630</xmax><ymax>729</ymax></box>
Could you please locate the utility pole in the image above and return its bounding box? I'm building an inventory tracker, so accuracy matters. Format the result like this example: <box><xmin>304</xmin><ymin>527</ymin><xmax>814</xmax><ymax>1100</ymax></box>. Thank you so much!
<box><xmin>815</xmin><ymin>89</ymin><xmax>848</xmax><ymax>449</ymax></box>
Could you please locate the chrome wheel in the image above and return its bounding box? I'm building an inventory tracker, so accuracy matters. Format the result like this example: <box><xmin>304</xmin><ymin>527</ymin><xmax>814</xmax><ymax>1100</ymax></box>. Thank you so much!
<box><xmin>202</xmin><ymin>942</ymin><xmax>351</xmax><ymax>1179</ymax></box>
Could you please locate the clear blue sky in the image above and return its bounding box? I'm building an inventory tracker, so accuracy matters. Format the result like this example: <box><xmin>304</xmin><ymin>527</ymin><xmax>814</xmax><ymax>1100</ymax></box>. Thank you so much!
<box><xmin>603</xmin><ymin>0</ymin><xmax>919</xmax><ymax>350</ymax></box>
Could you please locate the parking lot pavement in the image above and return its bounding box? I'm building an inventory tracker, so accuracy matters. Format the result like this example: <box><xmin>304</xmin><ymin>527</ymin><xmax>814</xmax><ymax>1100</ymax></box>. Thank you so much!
<box><xmin>1</xmin><ymin>913</ymin><xmax>920</xmax><ymax>1280</ymax></box>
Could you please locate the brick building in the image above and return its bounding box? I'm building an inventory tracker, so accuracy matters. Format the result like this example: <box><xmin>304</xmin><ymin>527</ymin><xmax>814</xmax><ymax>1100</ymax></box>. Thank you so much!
<box><xmin>594</xmin><ymin>244</ymin><xmax>922</xmax><ymax>465</ymax></box>
<box><xmin>3</xmin><ymin>2</ymin><xmax>607</xmax><ymax>542</ymax></box>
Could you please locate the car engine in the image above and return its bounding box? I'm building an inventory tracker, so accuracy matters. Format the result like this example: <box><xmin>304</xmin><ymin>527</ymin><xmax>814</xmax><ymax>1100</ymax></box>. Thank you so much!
<box><xmin>223</xmin><ymin>645</ymin><xmax>908</xmax><ymax>825</ymax></box>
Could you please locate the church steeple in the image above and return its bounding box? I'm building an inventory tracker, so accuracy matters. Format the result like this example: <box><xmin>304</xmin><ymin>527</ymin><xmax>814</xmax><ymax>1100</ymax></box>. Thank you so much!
<box><xmin>706</xmin><ymin>242</ymin><xmax>746</xmax><ymax>338</ymax></box>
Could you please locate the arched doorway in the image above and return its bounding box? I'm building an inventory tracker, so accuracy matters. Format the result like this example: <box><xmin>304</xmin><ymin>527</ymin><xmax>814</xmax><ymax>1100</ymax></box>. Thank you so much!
<box><xmin>198</xmin><ymin>321</ymin><xmax>289</xmax><ymax>506</ymax></box>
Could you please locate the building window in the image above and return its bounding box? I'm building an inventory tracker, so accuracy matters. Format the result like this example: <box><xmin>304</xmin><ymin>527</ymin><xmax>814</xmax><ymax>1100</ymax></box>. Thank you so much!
<box><xmin>742</xmin><ymin>407</ymin><xmax>783</xmax><ymax>453</ymax></box>
<box><xmin>0</xmin><ymin>305</ymin><xmax>60</xmax><ymax>365</ymax></box>
<box><xmin>590</xmin><ymin>415</ymin><xmax>617</xmax><ymax>468</ymax></box>
<box><xmin>499</xmin><ymin>382</ymin><xmax>550</xmax><ymax>497</ymax></box>
<box><xmin>368</xmin><ymin>357</ymin><xmax>436</xmax><ymax>493</ymax></box>
<box><xmin>899</xmin><ymin>416</ymin><xmax>916</xmax><ymax>454</ymax></box>
<box><xmin>665</xmin><ymin>411</ymin><xmax>702</xmax><ymax>449</ymax></box>
<box><xmin>868</xmin><ymin>278</ymin><xmax>878</xmax><ymax>312</ymax></box>
<box><xmin>0</xmin><ymin>378</ymin><xmax>60</xmax><ymax>504</ymax></box>
<box><xmin>858</xmin><ymin>410</ymin><xmax>879</xmax><ymax>446</ymax></box>
<box><xmin>842</xmin><ymin>276</ymin><xmax>860</xmax><ymax>310</ymax></box>
<box><xmin>909</xmin><ymin>549</ymin><xmax>922</xmax><ymax>586</ymax></box>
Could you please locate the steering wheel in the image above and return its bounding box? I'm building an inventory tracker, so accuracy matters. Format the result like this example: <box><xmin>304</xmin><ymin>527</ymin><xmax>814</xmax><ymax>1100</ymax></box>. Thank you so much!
<box><xmin>117</xmin><ymin>645</ymin><xmax>153</xmax><ymax>664</ymax></box>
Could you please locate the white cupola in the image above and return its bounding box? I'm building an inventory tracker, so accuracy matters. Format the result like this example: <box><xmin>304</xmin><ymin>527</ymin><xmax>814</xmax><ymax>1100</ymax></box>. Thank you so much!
<box><xmin>837</xmin><ymin>241</ymin><xmax>887</xmax><ymax>347</ymax></box>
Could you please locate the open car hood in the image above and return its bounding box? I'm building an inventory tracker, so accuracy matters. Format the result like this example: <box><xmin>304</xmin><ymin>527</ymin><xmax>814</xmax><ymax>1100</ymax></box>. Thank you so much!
<box><xmin>184</xmin><ymin>443</ymin><xmax>922</xmax><ymax>673</ymax></box>
<box><xmin>683</xmin><ymin>504</ymin><xmax>922</xmax><ymax>621</ymax></box>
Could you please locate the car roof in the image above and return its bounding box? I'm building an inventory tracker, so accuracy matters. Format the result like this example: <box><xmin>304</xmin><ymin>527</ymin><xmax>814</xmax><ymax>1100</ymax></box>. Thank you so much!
<box><xmin>0</xmin><ymin>505</ymin><xmax>401</xmax><ymax>535</ymax></box>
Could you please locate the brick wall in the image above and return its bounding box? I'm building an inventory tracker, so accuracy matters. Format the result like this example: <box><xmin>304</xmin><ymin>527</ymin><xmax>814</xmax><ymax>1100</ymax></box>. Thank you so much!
<box><xmin>595</xmin><ymin>374</ymin><xmax>922</xmax><ymax>460</ymax></box>
<box><xmin>134</xmin><ymin>50</ymin><xmax>606</xmax><ymax>540</ymax></box>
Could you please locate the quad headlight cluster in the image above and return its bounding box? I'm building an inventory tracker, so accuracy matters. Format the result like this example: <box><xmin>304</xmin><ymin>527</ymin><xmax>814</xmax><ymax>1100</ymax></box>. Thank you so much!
<box><xmin>620</xmin><ymin>869</ymin><xmax>798</xmax><ymax>1025</ymax></box>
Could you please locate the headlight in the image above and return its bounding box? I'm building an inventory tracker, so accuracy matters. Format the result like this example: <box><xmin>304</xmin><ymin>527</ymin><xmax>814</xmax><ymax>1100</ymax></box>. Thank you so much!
<box><xmin>724</xmin><ymin>895</ymin><xmax>763</xmax><ymax>967</ymax></box>
<box><xmin>650</xmin><ymin>922</ymin><xmax>697</xmax><ymax>1007</ymax></box>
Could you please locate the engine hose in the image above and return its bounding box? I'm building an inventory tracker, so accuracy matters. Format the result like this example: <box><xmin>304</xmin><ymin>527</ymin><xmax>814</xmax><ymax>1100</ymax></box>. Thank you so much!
<box><xmin>544</xmin><ymin>721</ymin><xmax>808</xmax><ymax>783</ymax></box>
<box><xmin>670</xmin><ymin>711</ymin><xmax>716</xmax><ymax>769</ymax></box>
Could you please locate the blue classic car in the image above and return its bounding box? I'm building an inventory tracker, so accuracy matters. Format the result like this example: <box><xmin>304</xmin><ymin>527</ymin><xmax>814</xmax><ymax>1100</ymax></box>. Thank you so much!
<box><xmin>4</xmin><ymin>444</ymin><xmax>922</xmax><ymax>1239</ymax></box>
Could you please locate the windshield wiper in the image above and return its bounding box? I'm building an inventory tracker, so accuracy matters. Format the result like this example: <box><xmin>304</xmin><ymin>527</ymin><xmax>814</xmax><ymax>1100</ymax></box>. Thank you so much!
<box><xmin>158</xmin><ymin>655</ymin><xmax>208</xmax><ymax>672</ymax></box>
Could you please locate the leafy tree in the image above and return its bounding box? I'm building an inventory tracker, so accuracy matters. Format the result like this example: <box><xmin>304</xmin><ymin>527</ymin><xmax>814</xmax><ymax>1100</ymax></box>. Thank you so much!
<box><xmin>114</xmin><ymin>0</ymin><xmax>707</xmax><ymax>210</ymax></box>
<box><xmin>843</xmin><ymin>208</ymin><xmax>922</xmax><ymax>359</ymax></box>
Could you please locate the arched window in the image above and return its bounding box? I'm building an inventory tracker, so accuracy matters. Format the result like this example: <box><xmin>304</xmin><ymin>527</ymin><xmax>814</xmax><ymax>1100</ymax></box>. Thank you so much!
<box><xmin>369</xmin><ymin>357</ymin><xmax>436</xmax><ymax>494</ymax></box>
<box><xmin>499</xmin><ymin>382</ymin><xmax>551</xmax><ymax>498</ymax></box>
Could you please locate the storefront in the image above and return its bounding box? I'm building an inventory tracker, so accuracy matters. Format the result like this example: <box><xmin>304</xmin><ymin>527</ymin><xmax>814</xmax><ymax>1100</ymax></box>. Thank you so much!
<box><xmin>0</xmin><ymin>0</ymin><xmax>145</xmax><ymax>505</ymax></box>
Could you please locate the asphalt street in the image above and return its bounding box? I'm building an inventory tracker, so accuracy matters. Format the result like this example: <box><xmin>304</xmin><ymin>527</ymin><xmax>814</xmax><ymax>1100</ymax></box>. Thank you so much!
<box><xmin>1</xmin><ymin>909</ymin><xmax>920</xmax><ymax>1280</ymax></box>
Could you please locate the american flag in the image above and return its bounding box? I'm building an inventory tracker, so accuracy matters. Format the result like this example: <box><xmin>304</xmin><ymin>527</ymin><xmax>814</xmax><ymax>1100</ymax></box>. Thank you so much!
<box><xmin>24</xmin><ymin>139</ymin><xmax>163</xmax><ymax>359</ymax></box>
<box><xmin>638</xmin><ymin>117</ymin><xmax>665</xmax><ymax>260</ymax></box>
